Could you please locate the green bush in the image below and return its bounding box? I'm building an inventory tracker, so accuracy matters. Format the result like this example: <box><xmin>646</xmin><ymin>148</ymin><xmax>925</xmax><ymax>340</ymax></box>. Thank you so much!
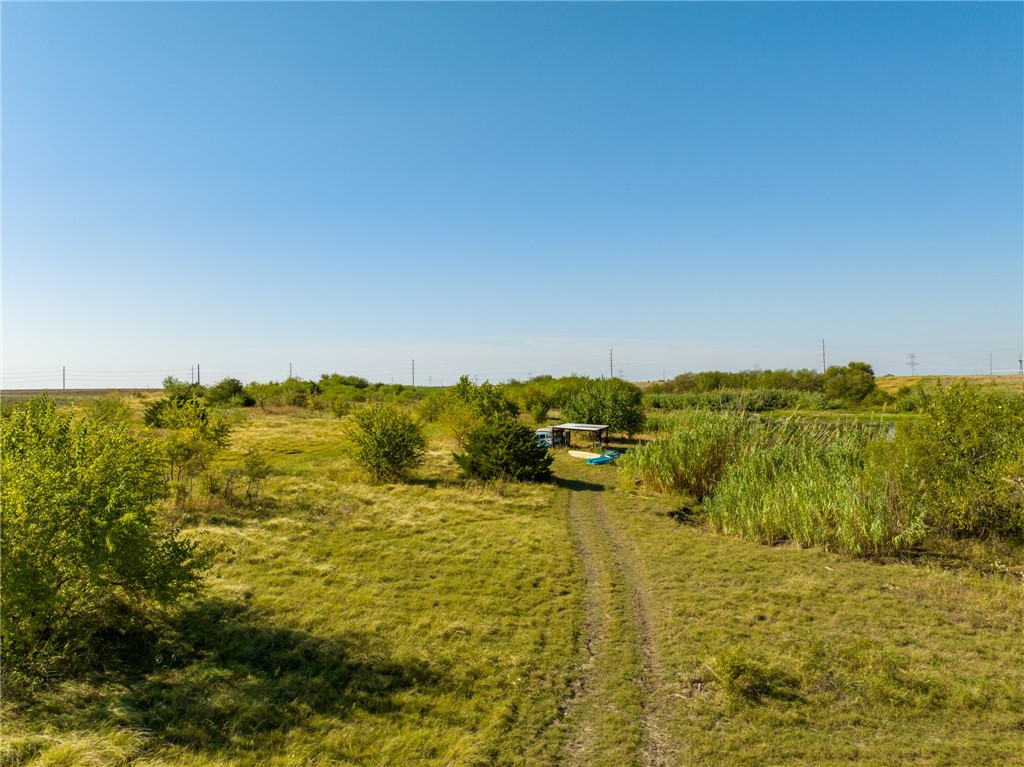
<box><xmin>562</xmin><ymin>377</ymin><xmax>645</xmax><ymax>436</ymax></box>
<box><xmin>433</xmin><ymin>376</ymin><xmax>520</xmax><ymax>447</ymax></box>
<box><xmin>909</xmin><ymin>383</ymin><xmax>1024</xmax><ymax>537</ymax></box>
<box><xmin>0</xmin><ymin>397</ymin><xmax>210</xmax><ymax>673</ymax></box>
<box><xmin>822</xmin><ymin>361</ymin><xmax>876</xmax><ymax>405</ymax></box>
<box><xmin>205</xmin><ymin>377</ymin><xmax>254</xmax><ymax>407</ymax></box>
<box><xmin>892</xmin><ymin>384</ymin><xmax>932</xmax><ymax>413</ymax></box>
<box><xmin>347</xmin><ymin>403</ymin><xmax>426</xmax><ymax>484</ymax></box>
<box><xmin>84</xmin><ymin>396</ymin><xmax>132</xmax><ymax>425</ymax></box>
<box><xmin>453</xmin><ymin>419</ymin><xmax>553</xmax><ymax>482</ymax></box>
<box><xmin>155</xmin><ymin>398</ymin><xmax>231</xmax><ymax>505</ymax></box>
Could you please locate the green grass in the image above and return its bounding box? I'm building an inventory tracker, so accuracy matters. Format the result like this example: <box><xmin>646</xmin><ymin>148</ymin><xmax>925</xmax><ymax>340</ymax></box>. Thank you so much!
<box><xmin>3</xmin><ymin>409</ymin><xmax>582</xmax><ymax>766</ymax></box>
<box><xmin>3</xmin><ymin>401</ymin><xmax>1023</xmax><ymax>765</ymax></box>
<box><xmin>607</xmin><ymin>493</ymin><xmax>1024</xmax><ymax>765</ymax></box>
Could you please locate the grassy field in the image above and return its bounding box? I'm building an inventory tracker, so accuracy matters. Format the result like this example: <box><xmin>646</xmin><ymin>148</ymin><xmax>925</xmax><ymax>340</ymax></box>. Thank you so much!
<box><xmin>2</xmin><ymin>399</ymin><xmax>1023</xmax><ymax>765</ymax></box>
<box><xmin>873</xmin><ymin>374</ymin><xmax>1024</xmax><ymax>395</ymax></box>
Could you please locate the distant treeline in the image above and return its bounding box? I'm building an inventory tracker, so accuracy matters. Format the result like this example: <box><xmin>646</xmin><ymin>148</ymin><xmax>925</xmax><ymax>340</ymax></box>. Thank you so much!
<box><xmin>158</xmin><ymin>373</ymin><xmax>425</xmax><ymax>417</ymax></box>
<box><xmin>648</xmin><ymin>368</ymin><xmax>824</xmax><ymax>394</ymax></box>
<box><xmin>645</xmin><ymin>363</ymin><xmax>899</xmax><ymax>410</ymax></box>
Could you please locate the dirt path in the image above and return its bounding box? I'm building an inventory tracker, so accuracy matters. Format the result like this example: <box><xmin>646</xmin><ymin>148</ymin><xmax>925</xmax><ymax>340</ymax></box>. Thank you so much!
<box><xmin>560</xmin><ymin>474</ymin><xmax>675</xmax><ymax>767</ymax></box>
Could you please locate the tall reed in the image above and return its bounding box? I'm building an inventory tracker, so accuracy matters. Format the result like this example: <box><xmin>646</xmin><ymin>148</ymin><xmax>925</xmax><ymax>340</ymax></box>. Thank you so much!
<box><xmin>705</xmin><ymin>421</ymin><xmax>926</xmax><ymax>555</ymax></box>
<box><xmin>624</xmin><ymin>411</ymin><xmax>926</xmax><ymax>555</ymax></box>
<box><xmin>618</xmin><ymin>410</ymin><xmax>753</xmax><ymax>500</ymax></box>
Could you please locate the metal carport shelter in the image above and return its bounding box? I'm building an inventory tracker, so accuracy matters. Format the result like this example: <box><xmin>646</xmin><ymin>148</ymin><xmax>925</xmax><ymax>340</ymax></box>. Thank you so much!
<box><xmin>550</xmin><ymin>423</ymin><xmax>610</xmax><ymax>448</ymax></box>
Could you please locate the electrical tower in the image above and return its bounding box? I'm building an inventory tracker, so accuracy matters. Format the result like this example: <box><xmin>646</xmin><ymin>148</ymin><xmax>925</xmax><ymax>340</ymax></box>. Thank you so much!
<box><xmin>907</xmin><ymin>353</ymin><xmax>918</xmax><ymax>375</ymax></box>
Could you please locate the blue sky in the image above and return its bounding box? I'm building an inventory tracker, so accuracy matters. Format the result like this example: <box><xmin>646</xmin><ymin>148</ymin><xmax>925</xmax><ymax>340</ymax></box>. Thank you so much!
<box><xmin>3</xmin><ymin>2</ymin><xmax>1022</xmax><ymax>388</ymax></box>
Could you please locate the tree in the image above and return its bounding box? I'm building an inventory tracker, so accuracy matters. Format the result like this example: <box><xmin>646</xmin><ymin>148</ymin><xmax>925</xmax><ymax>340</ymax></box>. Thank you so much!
<box><xmin>348</xmin><ymin>403</ymin><xmax>427</xmax><ymax>483</ymax></box>
<box><xmin>437</xmin><ymin>376</ymin><xmax>520</xmax><ymax>447</ymax></box>
<box><xmin>454</xmin><ymin>418</ymin><xmax>553</xmax><ymax>482</ymax></box>
<box><xmin>242</xmin><ymin>448</ymin><xmax>271</xmax><ymax>504</ymax></box>
<box><xmin>144</xmin><ymin>397</ymin><xmax>230</xmax><ymax>505</ymax></box>
<box><xmin>822</xmin><ymin>362</ymin><xmax>876</xmax><ymax>404</ymax></box>
<box><xmin>0</xmin><ymin>397</ymin><xmax>210</xmax><ymax>671</ymax></box>
<box><xmin>205</xmin><ymin>377</ymin><xmax>254</xmax><ymax>407</ymax></box>
<box><xmin>245</xmin><ymin>381</ymin><xmax>276</xmax><ymax>410</ymax></box>
<box><xmin>562</xmin><ymin>377</ymin><xmax>645</xmax><ymax>436</ymax></box>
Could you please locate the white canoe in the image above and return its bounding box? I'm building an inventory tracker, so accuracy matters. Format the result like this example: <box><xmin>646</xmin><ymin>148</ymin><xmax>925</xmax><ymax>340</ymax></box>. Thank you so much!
<box><xmin>568</xmin><ymin>450</ymin><xmax>602</xmax><ymax>459</ymax></box>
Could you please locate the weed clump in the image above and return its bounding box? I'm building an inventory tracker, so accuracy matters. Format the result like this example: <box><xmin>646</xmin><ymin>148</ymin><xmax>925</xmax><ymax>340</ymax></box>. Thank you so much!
<box><xmin>710</xmin><ymin>647</ymin><xmax>802</xmax><ymax>706</ymax></box>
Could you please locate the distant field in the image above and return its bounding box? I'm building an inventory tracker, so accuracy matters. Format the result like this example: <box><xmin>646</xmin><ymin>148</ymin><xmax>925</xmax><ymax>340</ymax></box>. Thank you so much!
<box><xmin>636</xmin><ymin>374</ymin><xmax>1024</xmax><ymax>395</ymax></box>
<box><xmin>3</xmin><ymin>400</ymin><xmax>1022</xmax><ymax>766</ymax></box>
<box><xmin>873</xmin><ymin>374</ymin><xmax>1024</xmax><ymax>395</ymax></box>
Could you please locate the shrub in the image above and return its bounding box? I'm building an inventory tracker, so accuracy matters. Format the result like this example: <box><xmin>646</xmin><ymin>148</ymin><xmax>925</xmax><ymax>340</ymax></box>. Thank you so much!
<box><xmin>892</xmin><ymin>384</ymin><xmax>932</xmax><ymax>413</ymax></box>
<box><xmin>0</xmin><ymin>397</ymin><xmax>210</xmax><ymax>673</ymax></box>
<box><xmin>562</xmin><ymin>377</ymin><xmax>645</xmax><ymax>436</ymax></box>
<box><xmin>347</xmin><ymin>403</ymin><xmax>426</xmax><ymax>484</ymax></box>
<box><xmin>454</xmin><ymin>418</ymin><xmax>553</xmax><ymax>482</ymax></box>
<box><xmin>909</xmin><ymin>383</ymin><xmax>1024</xmax><ymax>537</ymax></box>
<box><xmin>155</xmin><ymin>398</ymin><xmax>231</xmax><ymax>505</ymax></box>
<box><xmin>434</xmin><ymin>376</ymin><xmax>520</xmax><ymax>447</ymax></box>
<box><xmin>242</xmin><ymin>448</ymin><xmax>271</xmax><ymax>504</ymax></box>
<box><xmin>84</xmin><ymin>396</ymin><xmax>132</xmax><ymax>425</ymax></box>
<box><xmin>822</xmin><ymin>361</ymin><xmax>876</xmax><ymax>405</ymax></box>
<box><xmin>205</xmin><ymin>377</ymin><xmax>254</xmax><ymax>407</ymax></box>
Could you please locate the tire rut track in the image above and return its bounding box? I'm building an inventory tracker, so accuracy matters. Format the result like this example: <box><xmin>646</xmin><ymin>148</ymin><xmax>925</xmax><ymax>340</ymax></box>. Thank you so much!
<box><xmin>562</xmin><ymin>481</ymin><xmax>673</xmax><ymax>767</ymax></box>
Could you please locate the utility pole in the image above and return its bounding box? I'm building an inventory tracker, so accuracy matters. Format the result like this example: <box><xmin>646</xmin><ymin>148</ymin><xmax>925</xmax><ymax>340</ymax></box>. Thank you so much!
<box><xmin>821</xmin><ymin>340</ymin><xmax>826</xmax><ymax>374</ymax></box>
<box><xmin>609</xmin><ymin>348</ymin><xmax>613</xmax><ymax>379</ymax></box>
<box><xmin>197</xmin><ymin>364</ymin><xmax>200</xmax><ymax>386</ymax></box>
<box><xmin>907</xmin><ymin>353</ymin><xmax>918</xmax><ymax>376</ymax></box>
<box><xmin>62</xmin><ymin>366</ymin><xmax>66</xmax><ymax>390</ymax></box>
<box><xmin>289</xmin><ymin>362</ymin><xmax>293</xmax><ymax>379</ymax></box>
<box><xmin>411</xmin><ymin>360</ymin><xmax>415</xmax><ymax>387</ymax></box>
<box><xmin>191</xmin><ymin>365</ymin><xmax>194</xmax><ymax>384</ymax></box>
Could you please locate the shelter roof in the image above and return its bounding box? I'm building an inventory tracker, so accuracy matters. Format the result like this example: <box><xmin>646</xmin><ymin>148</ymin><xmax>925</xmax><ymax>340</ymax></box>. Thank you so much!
<box><xmin>551</xmin><ymin>423</ymin><xmax>609</xmax><ymax>432</ymax></box>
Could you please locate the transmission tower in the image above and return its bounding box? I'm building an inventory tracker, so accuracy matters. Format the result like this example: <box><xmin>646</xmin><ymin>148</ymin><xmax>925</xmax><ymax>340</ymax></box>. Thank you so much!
<box><xmin>907</xmin><ymin>353</ymin><xmax>918</xmax><ymax>375</ymax></box>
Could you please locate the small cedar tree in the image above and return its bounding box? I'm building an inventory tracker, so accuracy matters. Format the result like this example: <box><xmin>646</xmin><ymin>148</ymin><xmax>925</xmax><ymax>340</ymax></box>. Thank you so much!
<box><xmin>454</xmin><ymin>418</ymin><xmax>553</xmax><ymax>482</ymax></box>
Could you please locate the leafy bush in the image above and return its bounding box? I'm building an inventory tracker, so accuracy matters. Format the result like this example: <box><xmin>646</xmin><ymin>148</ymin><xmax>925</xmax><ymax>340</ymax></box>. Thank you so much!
<box><xmin>154</xmin><ymin>398</ymin><xmax>231</xmax><ymax>505</ymax></box>
<box><xmin>822</xmin><ymin>361</ymin><xmax>876</xmax><ymax>405</ymax></box>
<box><xmin>453</xmin><ymin>418</ymin><xmax>553</xmax><ymax>482</ymax></box>
<box><xmin>909</xmin><ymin>383</ymin><xmax>1024</xmax><ymax>537</ymax></box>
<box><xmin>84</xmin><ymin>396</ymin><xmax>132</xmax><ymax>425</ymax></box>
<box><xmin>562</xmin><ymin>377</ymin><xmax>645</xmax><ymax>436</ymax></box>
<box><xmin>242</xmin><ymin>448</ymin><xmax>271</xmax><ymax>504</ymax></box>
<box><xmin>205</xmin><ymin>377</ymin><xmax>254</xmax><ymax>407</ymax></box>
<box><xmin>434</xmin><ymin>376</ymin><xmax>520</xmax><ymax>447</ymax></box>
<box><xmin>347</xmin><ymin>403</ymin><xmax>426</xmax><ymax>484</ymax></box>
<box><xmin>0</xmin><ymin>397</ymin><xmax>210</xmax><ymax>672</ymax></box>
<box><xmin>892</xmin><ymin>384</ymin><xmax>932</xmax><ymax>413</ymax></box>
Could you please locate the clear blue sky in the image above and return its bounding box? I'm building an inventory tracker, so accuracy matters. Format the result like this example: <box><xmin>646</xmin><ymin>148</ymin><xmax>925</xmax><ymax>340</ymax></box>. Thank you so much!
<box><xmin>3</xmin><ymin>2</ymin><xmax>1022</xmax><ymax>388</ymax></box>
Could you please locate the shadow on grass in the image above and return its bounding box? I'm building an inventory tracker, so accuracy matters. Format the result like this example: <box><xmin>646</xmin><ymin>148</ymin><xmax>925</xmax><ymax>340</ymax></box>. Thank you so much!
<box><xmin>552</xmin><ymin>475</ymin><xmax>606</xmax><ymax>493</ymax></box>
<box><xmin>100</xmin><ymin>597</ymin><xmax>439</xmax><ymax>754</ymax></box>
